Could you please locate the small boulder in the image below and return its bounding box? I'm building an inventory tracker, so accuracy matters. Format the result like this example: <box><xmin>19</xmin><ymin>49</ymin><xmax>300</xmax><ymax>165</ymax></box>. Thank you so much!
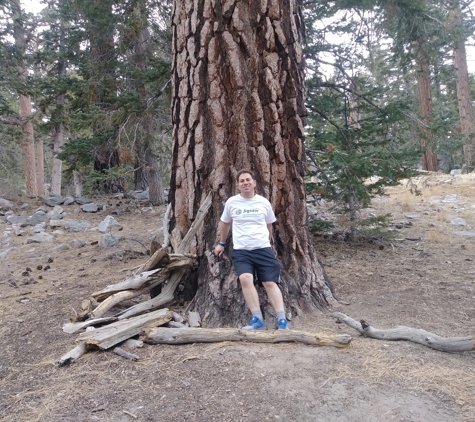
<box><xmin>69</xmin><ymin>239</ymin><xmax>86</xmax><ymax>249</ymax></box>
<box><xmin>99</xmin><ymin>233</ymin><xmax>123</xmax><ymax>248</ymax></box>
<box><xmin>0</xmin><ymin>197</ymin><xmax>14</xmax><ymax>208</ymax></box>
<box><xmin>98</xmin><ymin>215</ymin><xmax>123</xmax><ymax>233</ymax></box>
<box><xmin>81</xmin><ymin>203</ymin><xmax>99</xmax><ymax>213</ymax></box>
<box><xmin>26</xmin><ymin>210</ymin><xmax>49</xmax><ymax>226</ymax></box>
<box><xmin>52</xmin><ymin>243</ymin><xmax>70</xmax><ymax>252</ymax></box>
<box><xmin>75</xmin><ymin>196</ymin><xmax>92</xmax><ymax>205</ymax></box>
<box><xmin>25</xmin><ymin>233</ymin><xmax>54</xmax><ymax>244</ymax></box>
<box><xmin>6</xmin><ymin>215</ymin><xmax>27</xmax><ymax>227</ymax></box>
<box><xmin>63</xmin><ymin>196</ymin><xmax>75</xmax><ymax>205</ymax></box>
<box><xmin>64</xmin><ymin>220</ymin><xmax>91</xmax><ymax>233</ymax></box>
<box><xmin>31</xmin><ymin>222</ymin><xmax>47</xmax><ymax>233</ymax></box>
<box><xmin>42</xmin><ymin>194</ymin><xmax>65</xmax><ymax>207</ymax></box>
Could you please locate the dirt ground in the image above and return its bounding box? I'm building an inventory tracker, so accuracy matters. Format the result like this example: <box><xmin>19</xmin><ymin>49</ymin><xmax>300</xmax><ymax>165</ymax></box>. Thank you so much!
<box><xmin>1</xmin><ymin>174</ymin><xmax>475</xmax><ymax>422</ymax></box>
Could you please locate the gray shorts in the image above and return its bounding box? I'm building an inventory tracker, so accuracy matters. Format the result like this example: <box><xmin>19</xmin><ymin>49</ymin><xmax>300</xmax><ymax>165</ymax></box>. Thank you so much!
<box><xmin>231</xmin><ymin>247</ymin><xmax>280</xmax><ymax>284</ymax></box>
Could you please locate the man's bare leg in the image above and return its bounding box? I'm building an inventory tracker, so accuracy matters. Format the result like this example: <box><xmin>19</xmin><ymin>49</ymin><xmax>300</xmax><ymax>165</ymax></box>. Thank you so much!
<box><xmin>239</xmin><ymin>273</ymin><xmax>260</xmax><ymax>312</ymax></box>
<box><xmin>262</xmin><ymin>281</ymin><xmax>285</xmax><ymax>313</ymax></box>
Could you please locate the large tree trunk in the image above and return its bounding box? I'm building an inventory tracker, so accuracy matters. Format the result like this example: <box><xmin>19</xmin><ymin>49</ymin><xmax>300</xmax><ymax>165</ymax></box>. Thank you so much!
<box><xmin>415</xmin><ymin>46</ymin><xmax>438</xmax><ymax>172</ymax></box>
<box><xmin>169</xmin><ymin>0</ymin><xmax>336</xmax><ymax>327</ymax></box>
<box><xmin>12</xmin><ymin>0</ymin><xmax>38</xmax><ymax>195</ymax></box>
<box><xmin>448</xmin><ymin>0</ymin><xmax>475</xmax><ymax>172</ymax></box>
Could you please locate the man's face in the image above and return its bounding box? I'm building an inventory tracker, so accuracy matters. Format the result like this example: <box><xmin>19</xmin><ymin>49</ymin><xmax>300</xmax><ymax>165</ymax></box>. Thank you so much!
<box><xmin>237</xmin><ymin>173</ymin><xmax>256</xmax><ymax>196</ymax></box>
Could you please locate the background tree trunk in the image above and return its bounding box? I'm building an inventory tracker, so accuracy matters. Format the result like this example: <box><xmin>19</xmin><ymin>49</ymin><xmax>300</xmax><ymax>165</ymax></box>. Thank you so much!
<box><xmin>51</xmin><ymin>57</ymin><xmax>66</xmax><ymax>195</ymax></box>
<box><xmin>36</xmin><ymin>139</ymin><xmax>45</xmax><ymax>195</ymax></box>
<box><xmin>448</xmin><ymin>0</ymin><xmax>475</xmax><ymax>172</ymax></box>
<box><xmin>12</xmin><ymin>0</ymin><xmax>38</xmax><ymax>195</ymax></box>
<box><xmin>415</xmin><ymin>47</ymin><xmax>438</xmax><ymax>172</ymax></box>
<box><xmin>169</xmin><ymin>0</ymin><xmax>335</xmax><ymax>327</ymax></box>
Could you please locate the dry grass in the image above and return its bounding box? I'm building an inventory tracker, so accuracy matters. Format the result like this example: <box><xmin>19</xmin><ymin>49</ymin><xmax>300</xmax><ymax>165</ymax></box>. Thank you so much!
<box><xmin>334</xmin><ymin>340</ymin><xmax>475</xmax><ymax>421</ymax></box>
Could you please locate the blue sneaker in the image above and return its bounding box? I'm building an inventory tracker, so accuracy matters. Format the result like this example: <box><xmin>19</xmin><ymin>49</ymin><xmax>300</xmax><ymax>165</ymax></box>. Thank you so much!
<box><xmin>242</xmin><ymin>316</ymin><xmax>267</xmax><ymax>330</ymax></box>
<box><xmin>277</xmin><ymin>319</ymin><xmax>289</xmax><ymax>330</ymax></box>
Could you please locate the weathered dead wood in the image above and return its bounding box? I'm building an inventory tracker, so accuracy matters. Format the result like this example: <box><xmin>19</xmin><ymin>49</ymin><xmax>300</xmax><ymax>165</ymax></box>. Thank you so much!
<box><xmin>333</xmin><ymin>312</ymin><xmax>475</xmax><ymax>353</ymax></box>
<box><xmin>170</xmin><ymin>227</ymin><xmax>182</xmax><ymax>252</ymax></box>
<box><xmin>115</xmin><ymin>192</ymin><xmax>213</xmax><ymax>320</ymax></box>
<box><xmin>136</xmin><ymin>247</ymin><xmax>168</xmax><ymax>273</ymax></box>
<box><xmin>113</xmin><ymin>347</ymin><xmax>139</xmax><ymax>361</ymax></box>
<box><xmin>92</xmin><ymin>269</ymin><xmax>162</xmax><ymax>302</ymax></box>
<box><xmin>162</xmin><ymin>202</ymin><xmax>172</xmax><ymax>248</ymax></box>
<box><xmin>188</xmin><ymin>311</ymin><xmax>201</xmax><ymax>327</ymax></box>
<box><xmin>57</xmin><ymin>342</ymin><xmax>88</xmax><ymax>367</ymax></box>
<box><xmin>63</xmin><ymin>317</ymin><xmax>118</xmax><ymax>334</ymax></box>
<box><xmin>143</xmin><ymin>327</ymin><xmax>352</xmax><ymax>348</ymax></box>
<box><xmin>77</xmin><ymin>308</ymin><xmax>172</xmax><ymax>349</ymax></box>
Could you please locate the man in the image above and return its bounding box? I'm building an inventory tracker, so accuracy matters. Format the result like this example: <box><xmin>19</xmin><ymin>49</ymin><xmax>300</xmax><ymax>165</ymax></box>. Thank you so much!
<box><xmin>214</xmin><ymin>170</ymin><xmax>289</xmax><ymax>330</ymax></box>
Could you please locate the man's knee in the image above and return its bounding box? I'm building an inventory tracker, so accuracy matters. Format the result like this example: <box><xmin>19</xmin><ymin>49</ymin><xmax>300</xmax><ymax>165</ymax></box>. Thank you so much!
<box><xmin>262</xmin><ymin>281</ymin><xmax>279</xmax><ymax>291</ymax></box>
<box><xmin>239</xmin><ymin>273</ymin><xmax>254</xmax><ymax>288</ymax></box>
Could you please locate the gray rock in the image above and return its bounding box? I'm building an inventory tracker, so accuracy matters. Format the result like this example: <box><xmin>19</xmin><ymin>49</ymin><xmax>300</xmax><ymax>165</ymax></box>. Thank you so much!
<box><xmin>34</xmin><ymin>206</ymin><xmax>48</xmax><ymax>213</ymax></box>
<box><xmin>6</xmin><ymin>215</ymin><xmax>28</xmax><ymax>227</ymax></box>
<box><xmin>20</xmin><ymin>203</ymin><xmax>29</xmax><ymax>209</ymax></box>
<box><xmin>455</xmin><ymin>231</ymin><xmax>475</xmax><ymax>237</ymax></box>
<box><xmin>25</xmin><ymin>233</ymin><xmax>54</xmax><ymax>244</ymax></box>
<box><xmin>99</xmin><ymin>233</ymin><xmax>123</xmax><ymax>248</ymax></box>
<box><xmin>52</xmin><ymin>243</ymin><xmax>70</xmax><ymax>252</ymax></box>
<box><xmin>64</xmin><ymin>220</ymin><xmax>91</xmax><ymax>232</ymax></box>
<box><xmin>12</xmin><ymin>225</ymin><xmax>26</xmax><ymax>236</ymax></box>
<box><xmin>42</xmin><ymin>194</ymin><xmax>65</xmax><ymax>207</ymax></box>
<box><xmin>405</xmin><ymin>213</ymin><xmax>421</xmax><ymax>220</ymax></box>
<box><xmin>63</xmin><ymin>196</ymin><xmax>75</xmax><ymax>205</ymax></box>
<box><xmin>0</xmin><ymin>247</ymin><xmax>17</xmax><ymax>258</ymax></box>
<box><xmin>31</xmin><ymin>222</ymin><xmax>47</xmax><ymax>233</ymax></box>
<box><xmin>26</xmin><ymin>210</ymin><xmax>49</xmax><ymax>226</ymax></box>
<box><xmin>49</xmin><ymin>219</ymin><xmax>65</xmax><ymax>228</ymax></box>
<box><xmin>0</xmin><ymin>198</ymin><xmax>14</xmax><ymax>208</ymax></box>
<box><xmin>52</xmin><ymin>229</ymin><xmax>65</xmax><ymax>236</ymax></box>
<box><xmin>75</xmin><ymin>196</ymin><xmax>92</xmax><ymax>205</ymax></box>
<box><xmin>98</xmin><ymin>215</ymin><xmax>123</xmax><ymax>233</ymax></box>
<box><xmin>81</xmin><ymin>203</ymin><xmax>98</xmax><ymax>213</ymax></box>
<box><xmin>49</xmin><ymin>212</ymin><xmax>64</xmax><ymax>220</ymax></box>
<box><xmin>126</xmin><ymin>190</ymin><xmax>149</xmax><ymax>200</ymax></box>
<box><xmin>450</xmin><ymin>169</ymin><xmax>462</xmax><ymax>175</ymax></box>
<box><xmin>443</xmin><ymin>194</ymin><xmax>458</xmax><ymax>202</ymax></box>
<box><xmin>450</xmin><ymin>217</ymin><xmax>466</xmax><ymax>227</ymax></box>
<box><xmin>68</xmin><ymin>239</ymin><xmax>86</xmax><ymax>249</ymax></box>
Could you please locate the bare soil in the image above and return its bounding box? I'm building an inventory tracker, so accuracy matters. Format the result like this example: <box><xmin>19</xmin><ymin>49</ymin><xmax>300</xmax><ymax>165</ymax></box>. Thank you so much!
<box><xmin>1</xmin><ymin>174</ymin><xmax>474</xmax><ymax>422</ymax></box>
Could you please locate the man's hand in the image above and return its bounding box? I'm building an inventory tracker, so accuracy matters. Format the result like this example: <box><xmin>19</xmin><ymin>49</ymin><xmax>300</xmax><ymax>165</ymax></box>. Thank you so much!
<box><xmin>214</xmin><ymin>244</ymin><xmax>225</xmax><ymax>257</ymax></box>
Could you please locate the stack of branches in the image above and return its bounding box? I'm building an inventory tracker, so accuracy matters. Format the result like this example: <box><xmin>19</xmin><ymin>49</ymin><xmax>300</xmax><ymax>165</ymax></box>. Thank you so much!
<box><xmin>57</xmin><ymin>192</ymin><xmax>352</xmax><ymax>367</ymax></box>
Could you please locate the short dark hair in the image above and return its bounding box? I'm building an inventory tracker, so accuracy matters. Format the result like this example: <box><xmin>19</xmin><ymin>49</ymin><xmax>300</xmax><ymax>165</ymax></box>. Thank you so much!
<box><xmin>236</xmin><ymin>169</ymin><xmax>255</xmax><ymax>182</ymax></box>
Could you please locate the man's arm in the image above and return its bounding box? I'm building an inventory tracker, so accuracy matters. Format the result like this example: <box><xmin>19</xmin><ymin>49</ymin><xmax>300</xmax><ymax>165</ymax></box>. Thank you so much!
<box><xmin>267</xmin><ymin>223</ymin><xmax>273</xmax><ymax>240</ymax></box>
<box><xmin>214</xmin><ymin>221</ymin><xmax>231</xmax><ymax>257</ymax></box>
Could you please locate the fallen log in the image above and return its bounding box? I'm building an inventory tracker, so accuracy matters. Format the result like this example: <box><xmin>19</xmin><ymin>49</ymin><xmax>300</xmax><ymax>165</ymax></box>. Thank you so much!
<box><xmin>332</xmin><ymin>312</ymin><xmax>475</xmax><ymax>353</ymax></box>
<box><xmin>92</xmin><ymin>269</ymin><xmax>162</xmax><ymax>302</ymax></box>
<box><xmin>63</xmin><ymin>316</ymin><xmax>118</xmax><ymax>334</ymax></box>
<box><xmin>77</xmin><ymin>308</ymin><xmax>172</xmax><ymax>349</ymax></box>
<box><xmin>113</xmin><ymin>347</ymin><xmax>139</xmax><ymax>361</ymax></box>
<box><xmin>143</xmin><ymin>327</ymin><xmax>352</xmax><ymax>348</ymax></box>
<box><xmin>57</xmin><ymin>342</ymin><xmax>88</xmax><ymax>367</ymax></box>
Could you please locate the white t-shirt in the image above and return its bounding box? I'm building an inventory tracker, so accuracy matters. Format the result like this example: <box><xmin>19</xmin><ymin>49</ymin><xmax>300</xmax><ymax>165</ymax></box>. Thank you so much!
<box><xmin>220</xmin><ymin>194</ymin><xmax>276</xmax><ymax>250</ymax></box>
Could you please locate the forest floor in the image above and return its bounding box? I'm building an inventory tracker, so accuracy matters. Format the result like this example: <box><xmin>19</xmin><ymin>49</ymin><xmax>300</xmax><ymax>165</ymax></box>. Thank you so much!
<box><xmin>1</xmin><ymin>173</ymin><xmax>475</xmax><ymax>422</ymax></box>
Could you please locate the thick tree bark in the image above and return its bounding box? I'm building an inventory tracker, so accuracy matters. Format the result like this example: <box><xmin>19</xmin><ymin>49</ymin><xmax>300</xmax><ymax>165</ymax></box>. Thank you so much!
<box><xmin>169</xmin><ymin>0</ymin><xmax>335</xmax><ymax>327</ymax></box>
<box><xmin>12</xmin><ymin>0</ymin><xmax>38</xmax><ymax>195</ymax></box>
<box><xmin>415</xmin><ymin>47</ymin><xmax>438</xmax><ymax>172</ymax></box>
<box><xmin>448</xmin><ymin>0</ymin><xmax>475</xmax><ymax>172</ymax></box>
